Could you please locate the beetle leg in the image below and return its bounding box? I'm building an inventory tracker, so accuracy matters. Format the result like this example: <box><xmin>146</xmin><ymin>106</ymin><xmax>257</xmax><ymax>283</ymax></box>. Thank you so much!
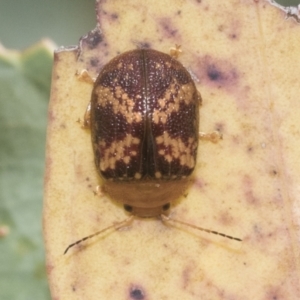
<box><xmin>93</xmin><ymin>185</ymin><xmax>104</xmax><ymax>197</ymax></box>
<box><xmin>75</xmin><ymin>69</ymin><xmax>95</xmax><ymax>128</ymax></box>
<box><xmin>197</xmin><ymin>91</ymin><xmax>202</xmax><ymax>106</ymax></box>
<box><xmin>76</xmin><ymin>69</ymin><xmax>95</xmax><ymax>84</ymax></box>
<box><xmin>83</xmin><ymin>102</ymin><xmax>91</xmax><ymax>128</ymax></box>
<box><xmin>199</xmin><ymin>131</ymin><xmax>222</xmax><ymax>143</ymax></box>
<box><xmin>169</xmin><ymin>44</ymin><xmax>182</xmax><ymax>59</ymax></box>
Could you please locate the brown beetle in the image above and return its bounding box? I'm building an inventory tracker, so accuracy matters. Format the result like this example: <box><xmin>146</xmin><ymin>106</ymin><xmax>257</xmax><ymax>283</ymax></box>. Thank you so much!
<box><xmin>64</xmin><ymin>48</ymin><xmax>241</xmax><ymax>254</ymax></box>
<box><xmin>90</xmin><ymin>48</ymin><xmax>200</xmax><ymax>217</ymax></box>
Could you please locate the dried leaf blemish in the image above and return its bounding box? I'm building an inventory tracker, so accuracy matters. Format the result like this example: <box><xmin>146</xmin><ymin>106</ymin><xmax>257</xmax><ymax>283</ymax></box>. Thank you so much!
<box><xmin>158</xmin><ymin>18</ymin><xmax>180</xmax><ymax>38</ymax></box>
<box><xmin>111</xmin><ymin>13</ymin><xmax>119</xmax><ymax>20</ymax></box>
<box><xmin>264</xmin><ymin>285</ymin><xmax>285</xmax><ymax>300</ymax></box>
<box><xmin>90</xmin><ymin>58</ymin><xmax>99</xmax><ymax>67</ymax></box>
<box><xmin>242</xmin><ymin>175</ymin><xmax>260</xmax><ymax>206</ymax></box>
<box><xmin>218</xmin><ymin>18</ymin><xmax>242</xmax><ymax>41</ymax></box>
<box><xmin>217</xmin><ymin>211</ymin><xmax>235</xmax><ymax>226</ymax></box>
<box><xmin>194</xmin><ymin>55</ymin><xmax>239</xmax><ymax>91</ymax></box>
<box><xmin>85</xmin><ymin>30</ymin><xmax>103</xmax><ymax>50</ymax></box>
<box><xmin>214</xmin><ymin>122</ymin><xmax>225</xmax><ymax>133</ymax></box>
<box><xmin>193</xmin><ymin>177</ymin><xmax>206</xmax><ymax>190</ymax></box>
<box><xmin>206</xmin><ymin>63</ymin><xmax>237</xmax><ymax>86</ymax></box>
<box><xmin>246</xmin><ymin>144</ymin><xmax>254</xmax><ymax>154</ymax></box>
<box><xmin>135</xmin><ymin>41</ymin><xmax>151</xmax><ymax>49</ymax></box>
<box><xmin>77</xmin><ymin>29</ymin><xmax>109</xmax><ymax>76</ymax></box>
<box><xmin>129</xmin><ymin>285</ymin><xmax>146</xmax><ymax>300</ymax></box>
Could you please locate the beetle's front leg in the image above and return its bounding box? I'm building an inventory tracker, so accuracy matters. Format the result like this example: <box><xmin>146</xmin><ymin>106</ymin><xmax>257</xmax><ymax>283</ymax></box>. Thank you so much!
<box><xmin>199</xmin><ymin>131</ymin><xmax>222</xmax><ymax>143</ymax></box>
<box><xmin>77</xmin><ymin>69</ymin><xmax>95</xmax><ymax>84</ymax></box>
<box><xmin>83</xmin><ymin>102</ymin><xmax>91</xmax><ymax>128</ymax></box>
<box><xmin>76</xmin><ymin>69</ymin><xmax>96</xmax><ymax>128</ymax></box>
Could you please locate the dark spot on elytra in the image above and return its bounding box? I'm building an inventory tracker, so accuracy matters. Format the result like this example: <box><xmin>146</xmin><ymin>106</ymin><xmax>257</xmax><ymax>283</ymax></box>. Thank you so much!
<box><xmin>129</xmin><ymin>287</ymin><xmax>145</xmax><ymax>300</ymax></box>
<box><xmin>177</xmin><ymin>10</ymin><xmax>181</xmax><ymax>15</ymax></box>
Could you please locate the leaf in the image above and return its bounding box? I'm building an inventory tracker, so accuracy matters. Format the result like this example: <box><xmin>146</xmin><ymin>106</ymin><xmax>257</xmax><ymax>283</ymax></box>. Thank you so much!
<box><xmin>0</xmin><ymin>41</ymin><xmax>53</xmax><ymax>300</ymax></box>
<box><xmin>44</xmin><ymin>1</ymin><xmax>300</xmax><ymax>299</ymax></box>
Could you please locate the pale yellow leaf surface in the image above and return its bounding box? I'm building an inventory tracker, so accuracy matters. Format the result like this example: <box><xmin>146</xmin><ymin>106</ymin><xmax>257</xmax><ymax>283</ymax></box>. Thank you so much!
<box><xmin>44</xmin><ymin>0</ymin><xmax>300</xmax><ymax>299</ymax></box>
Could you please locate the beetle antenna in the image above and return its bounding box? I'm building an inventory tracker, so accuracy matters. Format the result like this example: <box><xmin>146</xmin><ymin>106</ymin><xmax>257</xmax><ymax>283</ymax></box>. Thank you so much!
<box><xmin>64</xmin><ymin>216</ymin><xmax>134</xmax><ymax>255</ymax></box>
<box><xmin>161</xmin><ymin>214</ymin><xmax>242</xmax><ymax>242</ymax></box>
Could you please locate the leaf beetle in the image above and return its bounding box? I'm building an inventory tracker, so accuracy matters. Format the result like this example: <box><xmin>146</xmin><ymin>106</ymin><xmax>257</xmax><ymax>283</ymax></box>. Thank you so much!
<box><xmin>64</xmin><ymin>46</ymin><xmax>241</xmax><ymax>254</ymax></box>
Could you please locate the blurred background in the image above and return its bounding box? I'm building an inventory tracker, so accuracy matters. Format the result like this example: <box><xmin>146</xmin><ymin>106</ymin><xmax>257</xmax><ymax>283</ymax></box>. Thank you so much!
<box><xmin>0</xmin><ymin>0</ymin><xmax>95</xmax><ymax>49</ymax></box>
<box><xmin>0</xmin><ymin>1</ymin><xmax>95</xmax><ymax>300</ymax></box>
<box><xmin>0</xmin><ymin>0</ymin><xmax>298</xmax><ymax>299</ymax></box>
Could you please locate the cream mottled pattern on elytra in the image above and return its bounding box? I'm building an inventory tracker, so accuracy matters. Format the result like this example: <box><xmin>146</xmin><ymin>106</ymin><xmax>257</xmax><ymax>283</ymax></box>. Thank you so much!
<box><xmin>98</xmin><ymin>134</ymin><xmax>140</xmax><ymax>171</ymax></box>
<box><xmin>152</xmin><ymin>80</ymin><xmax>196</xmax><ymax>124</ymax></box>
<box><xmin>94</xmin><ymin>85</ymin><xmax>143</xmax><ymax>124</ymax></box>
<box><xmin>156</xmin><ymin>132</ymin><xmax>196</xmax><ymax>169</ymax></box>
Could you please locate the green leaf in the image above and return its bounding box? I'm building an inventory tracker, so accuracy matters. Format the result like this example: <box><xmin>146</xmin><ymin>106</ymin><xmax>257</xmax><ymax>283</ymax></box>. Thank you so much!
<box><xmin>0</xmin><ymin>41</ymin><xmax>53</xmax><ymax>300</ymax></box>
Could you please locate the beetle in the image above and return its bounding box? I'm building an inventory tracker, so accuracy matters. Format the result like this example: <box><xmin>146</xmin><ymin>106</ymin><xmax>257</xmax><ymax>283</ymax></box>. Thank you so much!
<box><xmin>64</xmin><ymin>47</ymin><xmax>241</xmax><ymax>254</ymax></box>
<box><xmin>90</xmin><ymin>47</ymin><xmax>200</xmax><ymax>217</ymax></box>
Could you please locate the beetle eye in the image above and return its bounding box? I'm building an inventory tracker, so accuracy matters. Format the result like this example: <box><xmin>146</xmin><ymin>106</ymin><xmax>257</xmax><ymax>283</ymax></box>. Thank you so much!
<box><xmin>162</xmin><ymin>203</ymin><xmax>170</xmax><ymax>211</ymax></box>
<box><xmin>124</xmin><ymin>204</ymin><xmax>133</xmax><ymax>212</ymax></box>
